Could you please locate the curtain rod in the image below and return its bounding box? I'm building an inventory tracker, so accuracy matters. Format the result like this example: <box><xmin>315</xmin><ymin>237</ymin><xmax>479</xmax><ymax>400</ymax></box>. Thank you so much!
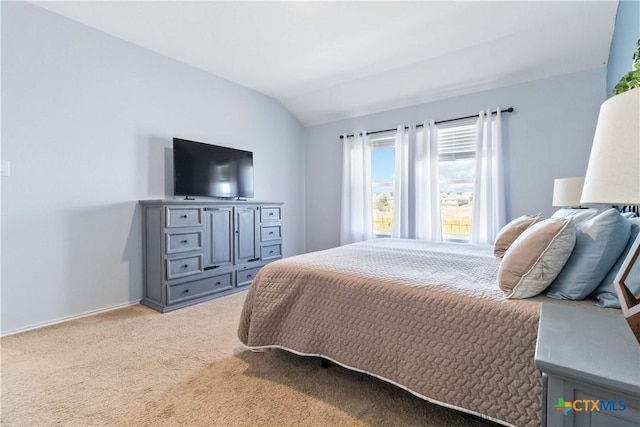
<box><xmin>338</xmin><ymin>107</ymin><xmax>514</xmax><ymax>139</ymax></box>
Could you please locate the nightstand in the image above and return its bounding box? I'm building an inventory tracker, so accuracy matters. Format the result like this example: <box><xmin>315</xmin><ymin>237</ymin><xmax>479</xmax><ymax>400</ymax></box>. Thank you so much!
<box><xmin>535</xmin><ymin>302</ymin><xmax>640</xmax><ymax>426</ymax></box>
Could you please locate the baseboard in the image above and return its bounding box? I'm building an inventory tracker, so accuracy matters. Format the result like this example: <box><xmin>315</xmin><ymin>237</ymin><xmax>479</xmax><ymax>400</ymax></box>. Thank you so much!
<box><xmin>1</xmin><ymin>300</ymin><xmax>141</xmax><ymax>337</ymax></box>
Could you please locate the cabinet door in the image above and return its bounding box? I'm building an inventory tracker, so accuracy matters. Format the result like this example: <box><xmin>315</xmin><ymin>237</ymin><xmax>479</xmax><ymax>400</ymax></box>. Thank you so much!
<box><xmin>235</xmin><ymin>206</ymin><xmax>260</xmax><ymax>265</ymax></box>
<box><xmin>203</xmin><ymin>207</ymin><xmax>233</xmax><ymax>269</ymax></box>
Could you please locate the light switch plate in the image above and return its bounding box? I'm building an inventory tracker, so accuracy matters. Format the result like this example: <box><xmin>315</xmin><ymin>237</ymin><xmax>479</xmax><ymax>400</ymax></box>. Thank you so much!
<box><xmin>1</xmin><ymin>160</ymin><xmax>10</xmax><ymax>177</ymax></box>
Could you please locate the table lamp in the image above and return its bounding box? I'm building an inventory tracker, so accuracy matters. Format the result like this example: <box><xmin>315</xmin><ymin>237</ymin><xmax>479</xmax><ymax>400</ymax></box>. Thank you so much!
<box><xmin>552</xmin><ymin>177</ymin><xmax>585</xmax><ymax>208</ymax></box>
<box><xmin>581</xmin><ymin>86</ymin><xmax>640</xmax><ymax>344</ymax></box>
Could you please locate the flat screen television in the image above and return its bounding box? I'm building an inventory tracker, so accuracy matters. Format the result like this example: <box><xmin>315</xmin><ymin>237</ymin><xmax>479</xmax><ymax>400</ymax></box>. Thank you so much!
<box><xmin>173</xmin><ymin>138</ymin><xmax>254</xmax><ymax>199</ymax></box>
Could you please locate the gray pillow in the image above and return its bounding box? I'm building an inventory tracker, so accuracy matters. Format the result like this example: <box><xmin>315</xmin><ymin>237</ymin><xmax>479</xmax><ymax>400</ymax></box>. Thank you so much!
<box><xmin>498</xmin><ymin>217</ymin><xmax>576</xmax><ymax>299</ymax></box>
<box><xmin>591</xmin><ymin>218</ymin><xmax>640</xmax><ymax>308</ymax></box>
<box><xmin>546</xmin><ymin>208</ymin><xmax>631</xmax><ymax>300</ymax></box>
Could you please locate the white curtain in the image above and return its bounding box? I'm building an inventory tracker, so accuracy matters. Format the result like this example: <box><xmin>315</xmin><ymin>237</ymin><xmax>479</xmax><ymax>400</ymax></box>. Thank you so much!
<box><xmin>340</xmin><ymin>134</ymin><xmax>373</xmax><ymax>245</ymax></box>
<box><xmin>392</xmin><ymin>124</ymin><xmax>415</xmax><ymax>238</ymax></box>
<box><xmin>471</xmin><ymin>109</ymin><xmax>506</xmax><ymax>245</ymax></box>
<box><xmin>392</xmin><ymin>122</ymin><xmax>442</xmax><ymax>240</ymax></box>
<box><xmin>419</xmin><ymin>121</ymin><xmax>442</xmax><ymax>241</ymax></box>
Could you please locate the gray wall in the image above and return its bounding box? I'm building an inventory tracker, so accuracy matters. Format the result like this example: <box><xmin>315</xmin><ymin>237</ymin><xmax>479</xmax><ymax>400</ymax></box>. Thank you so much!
<box><xmin>606</xmin><ymin>0</ymin><xmax>640</xmax><ymax>97</ymax></box>
<box><xmin>304</xmin><ymin>68</ymin><xmax>606</xmax><ymax>252</ymax></box>
<box><xmin>1</xmin><ymin>2</ymin><xmax>305</xmax><ymax>334</ymax></box>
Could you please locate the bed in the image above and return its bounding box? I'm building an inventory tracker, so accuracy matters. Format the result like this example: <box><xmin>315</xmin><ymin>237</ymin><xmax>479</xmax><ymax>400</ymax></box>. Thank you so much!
<box><xmin>237</xmin><ymin>238</ymin><xmax>598</xmax><ymax>427</ymax></box>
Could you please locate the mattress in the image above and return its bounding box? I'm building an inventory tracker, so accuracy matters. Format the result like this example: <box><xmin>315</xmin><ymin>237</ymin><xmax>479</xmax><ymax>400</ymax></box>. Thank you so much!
<box><xmin>238</xmin><ymin>238</ymin><xmax>547</xmax><ymax>426</ymax></box>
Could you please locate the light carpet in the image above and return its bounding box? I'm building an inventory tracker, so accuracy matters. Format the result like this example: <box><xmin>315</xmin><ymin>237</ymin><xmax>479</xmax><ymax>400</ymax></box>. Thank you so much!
<box><xmin>1</xmin><ymin>291</ymin><xmax>494</xmax><ymax>426</ymax></box>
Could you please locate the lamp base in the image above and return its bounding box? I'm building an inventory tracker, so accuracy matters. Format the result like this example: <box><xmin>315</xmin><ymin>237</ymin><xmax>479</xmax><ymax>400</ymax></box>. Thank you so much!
<box><xmin>614</xmin><ymin>232</ymin><xmax>640</xmax><ymax>345</ymax></box>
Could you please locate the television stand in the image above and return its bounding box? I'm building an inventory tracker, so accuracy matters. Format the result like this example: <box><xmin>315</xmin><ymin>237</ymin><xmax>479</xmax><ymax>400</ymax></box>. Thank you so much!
<box><xmin>138</xmin><ymin>200</ymin><xmax>284</xmax><ymax>313</ymax></box>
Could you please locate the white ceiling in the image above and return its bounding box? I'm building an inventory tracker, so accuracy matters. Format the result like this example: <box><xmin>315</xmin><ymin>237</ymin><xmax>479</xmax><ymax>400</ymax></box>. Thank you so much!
<box><xmin>32</xmin><ymin>1</ymin><xmax>618</xmax><ymax>126</ymax></box>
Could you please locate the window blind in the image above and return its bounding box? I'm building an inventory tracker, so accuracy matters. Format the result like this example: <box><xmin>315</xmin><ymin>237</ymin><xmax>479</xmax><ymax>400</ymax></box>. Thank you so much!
<box><xmin>437</xmin><ymin>118</ymin><xmax>478</xmax><ymax>161</ymax></box>
<box><xmin>369</xmin><ymin>120</ymin><xmax>479</xmax><ymax>159</ymax></box>
<box><xmin>370</xmin><ymin>133</ymin><xmax>396</xmax><ymax>149</ymax></box>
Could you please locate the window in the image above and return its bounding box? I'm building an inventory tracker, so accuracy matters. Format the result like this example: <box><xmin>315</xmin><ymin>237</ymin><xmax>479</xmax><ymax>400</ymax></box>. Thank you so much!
<box><xmin>437</xmin><ymin>119</ymin><xmax>478</xmax><ymax>242</ymax></box>
<box><xmin>369</xmin><ymin>120</ymin><xmax>478</xmax><ymax>240</ymax></box>
<box><xmin>371</xmin><ymin>133</ymin><xmax>396</xmax><ymax>237</ymax></box>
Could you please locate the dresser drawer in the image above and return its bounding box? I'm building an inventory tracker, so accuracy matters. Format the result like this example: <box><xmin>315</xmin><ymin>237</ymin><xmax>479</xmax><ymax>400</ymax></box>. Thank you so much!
<box><xmin>261</xmin><ymin>207</ymin><xmax>281</xmax><ymax>222</ymax></box>
<box><xmin>166</xmin><ymin>255</ymin><xmax>203</xmax><ymax>280</ymax></box>
<box><xmin>166</xmin><ymin>207</ymin><xmax>202</xmax><ymax>228</ymax></box>
<box><xmin>261</xmin><ymin>225</ymin><xmax>281</xmax><ymax>242</ymax></box>
<box><xmin>166</xmin><ymin>231</ymin><xmax>202</xmax><ymax>254</ymax></box>
<box><xmin>167</xmin><ymin>273</ymin><xmax>233</xmax><ymax>305</ymax></box>
<box><xmin>261</xmin><ymin>243</ymin><xmax>282</xmax><ymax>261</ymax></box>
<box><xmin>237</xmin><ymin>266</ymin><xmax>262</xmax><ymax>287</ymax></box>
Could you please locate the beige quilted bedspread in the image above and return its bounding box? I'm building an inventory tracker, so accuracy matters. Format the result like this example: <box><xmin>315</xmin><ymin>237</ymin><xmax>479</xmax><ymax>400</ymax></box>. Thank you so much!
<box><xmin>238</xmin><ymin>239</ymin><xmax>544</xmax><ymax>426</ymax></box>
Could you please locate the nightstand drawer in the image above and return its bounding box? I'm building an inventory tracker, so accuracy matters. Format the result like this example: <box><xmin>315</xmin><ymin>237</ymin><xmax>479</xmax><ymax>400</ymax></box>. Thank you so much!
<box><xmin>167</xmin><ymin>273</ymin><xmax>233</xmax><ymax>304</ymax></box>
<box><xmin>237</xmin><ymin>266</ymin><xmax>262</xmax><ymax>287</ymax></box>
<box><xmin>166</xmin><ymin>207</ymin><xmax>202</xmax><ymax>228</ymax></box>
<box><xmin>261</xmin><ymin>243</ymin><xmax>281</xmax><ymax>261</ymax></box>
<box><xmin>166</xmin><ymin>255</ymin><xmax>202</xmax><ymax>279</ymax></box>
<box><xmin>166</xmin><ymin>231</ymin><xmax>202</xmax><ymax>254</ymax></box>
<box><xmin>261</xmin><ymin>207</ymin><xmax>281</xmax><ymax>222</ymax></box>
<box><xmin>261</xmin><ymin>225</ymin><xmax>281</xmax><ymax>242</ymax></box>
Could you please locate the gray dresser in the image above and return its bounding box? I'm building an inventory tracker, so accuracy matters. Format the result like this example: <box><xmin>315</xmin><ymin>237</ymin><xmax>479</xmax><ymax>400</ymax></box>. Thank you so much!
<box><xmin>139</xmin><ymin>200</ymin><xmax>283</xmax><ymax>312</ymax></box>
<box><xmin>535</xmin><ymin>303</ymin><xmax>640</xmax><ymax>427</ymax></box>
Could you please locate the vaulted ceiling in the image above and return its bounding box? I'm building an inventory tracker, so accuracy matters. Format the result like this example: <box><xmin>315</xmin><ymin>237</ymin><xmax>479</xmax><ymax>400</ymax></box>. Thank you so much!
<box><xmin>33</xmin><ymin>1</ymin><xmax>618</xmax><ymax>126</ymax></box>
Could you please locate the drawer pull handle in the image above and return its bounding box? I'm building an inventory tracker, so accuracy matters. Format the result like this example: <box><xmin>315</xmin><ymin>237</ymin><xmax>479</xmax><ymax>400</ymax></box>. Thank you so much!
<box><xmin>181</xmin><ymin>264</ymin><xmax>189</xmax><ymax>269</ymax></box>
<box><xmin>247</xmin><ymin>274</ymin><xmax>252</xmax><ymax>278</ymax></box>
<box><xmin>269</xmin><ymin>250</ymin><xmax>274</xmax><ymax>254</ymax></box>
<box><xmin>180</xmin><ymin>240</ymin><xmax>188</xmax><ymax>244</ymax></box>
<box><xmin>184</xmin><ymin>289</ymin><xmax>189</xmax><ymax>293</ymax></box>
<box><xmin>269</xmin><ymin>212</ymin><xmax>274</xmax><ymax>216</ymax></box>
<box><xmin>180</xmin><ymin>215</ymin><xmax>188</xmax><ymax>218</ymax></box>
<box><xmin>216</xmin><ymin>281</ymin><xmax>221</xmax><ymax>285</ymax></box>
<box><xmin>269</xmin><ymin>232</ymin><xmax>274</xmax><ymax>235</ymax></box>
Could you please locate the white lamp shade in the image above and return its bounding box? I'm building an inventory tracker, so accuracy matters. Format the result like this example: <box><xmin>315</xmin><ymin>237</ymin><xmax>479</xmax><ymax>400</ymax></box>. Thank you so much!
<box><xmin>581</xmin><ymin>87</ymin><xmax>640</xmax><ymax>205</ymax></box>
<box><xmin>553</xmin><ymin>177</ymin><xmax>585</xmax><ymax>207</ymax></box>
